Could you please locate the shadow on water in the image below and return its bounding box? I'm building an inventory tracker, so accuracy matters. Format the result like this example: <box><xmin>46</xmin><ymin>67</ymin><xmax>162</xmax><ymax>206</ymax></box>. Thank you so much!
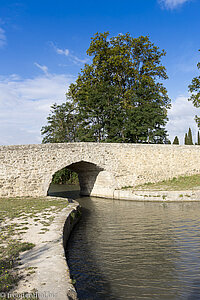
<box><xmin>65</xmin><ymin>205</ymin><xmax>113</xmax><ymax>300</ymax></box>
<box><xmin>48</xmin><ymin>183</ymin><xmax>80</xmax><ymax>200</ymax></box>
<box><xmin>48</xmin><ymin>183</ymin><xmax>113</xmax><ymax>300</ymax></box>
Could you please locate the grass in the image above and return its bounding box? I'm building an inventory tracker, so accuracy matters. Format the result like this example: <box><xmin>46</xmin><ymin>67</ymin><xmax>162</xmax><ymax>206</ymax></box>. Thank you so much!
<box><xmin>121</xmin><ymin>185</ymin><xmax>133</xmax><ymax>190</ymax></box>
<box><xmin>134</xmin><ymin>174</ymin><xmax>200</xmax><ymax>191</ymax></box>
<box><xmin>0</xmin><ymin>196</ymin><xmax>69</xmax><ymax>294</ymax></box>
<box><xmin>0</xmin><ymin>241</ymin><xmax>35</xmax><ymax>293</ymax></box>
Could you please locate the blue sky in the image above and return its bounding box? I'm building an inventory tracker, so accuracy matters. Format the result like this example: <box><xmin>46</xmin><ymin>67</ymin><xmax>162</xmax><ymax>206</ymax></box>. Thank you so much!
<box><xmin>0</xmin><ymin>0</ymin><xmax>200</xmax><ymax>144</ymax></box>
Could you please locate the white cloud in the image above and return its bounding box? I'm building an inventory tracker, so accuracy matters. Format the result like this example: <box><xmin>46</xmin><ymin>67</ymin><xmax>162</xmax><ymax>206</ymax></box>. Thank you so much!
<box><xmin>70</xmin><ymin>54</ymin><xmax>89</xmax><ymax>65</ymax></box>
<box><xmin>52</xmin><ymin>43</ymin><xmax>89</xmax><ymax>65</ymax></box>
<box><xmin>0</xmin><ymin>27</ymin><xmax>6</xmax><ymax>48</ymax></box>
<box><xmin>56</xmin><ymin>47</ymin><xmax>69</xmax><ymax>56</ymax></box>
<box><xmin>34</xmin><ymin>62</ymin><xmax>49</xmax><ymax>75</ymax></box>
<box><xmin>166</xmin><ymin>96</ymin><xmax>199</xmax><ymax>144</ymax></box>
<box><xmin>0</xmin><ymin>72</ymin><xmax>75</xmax><ymax>145</ymax></box>
<box><xmin>159</xmin><ymin>0</ymin><xmax>191</xmax><ymax>9</ymax></box>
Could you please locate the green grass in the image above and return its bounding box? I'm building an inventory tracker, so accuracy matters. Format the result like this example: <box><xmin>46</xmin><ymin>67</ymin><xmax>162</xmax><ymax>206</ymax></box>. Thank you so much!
<box><xmin>134</xmin><ymin>174</ymin><xmax>200</xmax><ymax>191</ymax></box>
<box><xmin>0</xmin><ymin>241</ymin><xmax>35</xmax><ymax>293</ymax></box>
<box><xmin>121</xmin><ymin>185</ymin><xmax>133</xmax><ymax>190</ymax></box>
<box><xmin>0</xmin><ymin>196</ymin><xmax>69</xmax><ymax>294</ymax></box>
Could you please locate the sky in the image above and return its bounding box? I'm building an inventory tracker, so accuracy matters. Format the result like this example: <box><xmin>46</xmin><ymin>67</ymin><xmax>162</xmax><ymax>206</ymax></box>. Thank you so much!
<box><xmin>0</xmin><ymin>0</ymin><xmax>200</xmax><ymax>145</ymax></box>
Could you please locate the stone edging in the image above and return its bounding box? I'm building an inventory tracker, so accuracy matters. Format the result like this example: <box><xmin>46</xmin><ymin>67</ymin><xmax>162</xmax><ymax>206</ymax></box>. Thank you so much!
<box><xmin>113</xmin><ymin>189</ymin><xmax>200</xmax><ymax>201</ymax></box>
<box><xmin>12</xmin><ymin>198</ymin><xmax>80</xmax><ymax>300</ymax></box>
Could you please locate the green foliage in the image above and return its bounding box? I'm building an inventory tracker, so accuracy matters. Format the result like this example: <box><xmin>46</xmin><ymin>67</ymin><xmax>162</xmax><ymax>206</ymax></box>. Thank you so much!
<box><xmin>184</xmin><ymin>133</ymin><xmax>188</xmax><ymax>145</ymax></box>
<box><xmin>41</xmin><ymin>102</ymin><xmax>78</xmax><ymax>143</ymax></box>
<box><xmin>187</xmin><ymin>128</ymin><xmax>193</xmax><ymax>145</ymax></box>
<box><xmin>184</xmin><ymin>129</ymin><xmax>193</xmax><ymax>145</ymax></box>
<box><xmin>188</xmin><ymin>49</ymin><xmax>200</xmax><ymax>128</ymax></box>
<box><xmin>121</xmin><ymin>185</ymin><xmax>133</xmax><ymax>190</ymax></box>
<box><xmin>41</xmin><ymin>103</ymin><xmax>79</xmax><ymax>184</ymax></box>
<box><xmin>42</xmin><ymin>32</ymin><xmax>171</xmax><ymax>144</ymax></box>
<box><xmin>67</xmin><ymin>32</ymin><xmax>171</xmax><ymax>143</ymax></box>
<box><xmin>173</xmin><ymin>136</ymin><xmax>179</xmax><ymax>145</ymax></box>
<box><xmin>52</xmin><ymin>168</ymin><xmax>78</xmax><ymax>184</ymax></box>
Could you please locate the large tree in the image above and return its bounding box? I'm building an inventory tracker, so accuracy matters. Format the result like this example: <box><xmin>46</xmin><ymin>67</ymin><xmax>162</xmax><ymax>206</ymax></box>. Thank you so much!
<box><xmin>67</xmin><ymin>32</ymin><xmax>171</xmax><ymax>143</ymax></box>
<box><xmin>188</xmin><ymin>50</ymin><xmax>200</xmax><ymax>128</ymax></box>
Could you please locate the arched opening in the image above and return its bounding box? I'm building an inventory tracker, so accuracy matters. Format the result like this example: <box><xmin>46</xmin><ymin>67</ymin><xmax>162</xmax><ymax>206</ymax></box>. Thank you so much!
<box><xmin>47</xmin><ymin>167</ymin><xmax>80</xmax><ymax>199</ymax></box>
<box><xmin>67</xmin><ymin>161</ymin><xmax>104</xmax><ymax>196</ymax></box>
<box><xmin>47</xmin><ymin>160</ymin><xmax>104</xmax><ymax>199</ymax></box>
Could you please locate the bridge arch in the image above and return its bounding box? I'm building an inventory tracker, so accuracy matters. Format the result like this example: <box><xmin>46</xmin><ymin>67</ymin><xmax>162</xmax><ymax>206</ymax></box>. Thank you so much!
<box><xmin>45</xmin><ymin>160</ymin><xmax>116</xmax><ymax>198</ymax></box>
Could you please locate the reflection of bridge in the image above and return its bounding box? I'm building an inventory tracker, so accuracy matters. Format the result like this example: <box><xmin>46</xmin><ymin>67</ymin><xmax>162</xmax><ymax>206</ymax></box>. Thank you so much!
<box><xmin>0</xmin><ymin>143</ymin><xmax>200</xmax><ymax>198</ymax></box>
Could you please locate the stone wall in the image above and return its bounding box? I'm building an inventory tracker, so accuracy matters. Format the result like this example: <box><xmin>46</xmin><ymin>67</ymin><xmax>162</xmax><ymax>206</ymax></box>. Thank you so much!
<box><xmin>0</xmin><ymin>143</ymin><xmax>200</xmax><ymax>198</ymax></box>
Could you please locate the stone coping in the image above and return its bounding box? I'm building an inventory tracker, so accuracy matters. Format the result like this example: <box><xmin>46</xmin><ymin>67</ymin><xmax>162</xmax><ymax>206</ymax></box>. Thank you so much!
<box><xmin>0</xmin><ymin>142</ymin><xmax>199</xmax><ymax>150</ymax></box>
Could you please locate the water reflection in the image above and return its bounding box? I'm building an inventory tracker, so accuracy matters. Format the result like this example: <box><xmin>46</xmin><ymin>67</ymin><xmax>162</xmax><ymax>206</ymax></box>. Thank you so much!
<box><xmin>50</xmin><ymin>184</ymin><xmax>200</xmax><ymax>299</ymax></box>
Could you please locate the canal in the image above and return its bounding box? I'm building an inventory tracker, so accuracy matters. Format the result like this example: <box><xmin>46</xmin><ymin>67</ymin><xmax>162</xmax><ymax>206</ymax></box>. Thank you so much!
<box><xmin>49</xmin><ymin>184</ymin><xmax>200</xmax><ymax>300</ymax></box>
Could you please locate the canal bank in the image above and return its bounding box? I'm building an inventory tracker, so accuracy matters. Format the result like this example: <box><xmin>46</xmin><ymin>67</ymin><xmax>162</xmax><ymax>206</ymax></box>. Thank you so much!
<box><xmin>88</xmin><ymin>173</ymin><xmax>200</xmax><ymax>201</ymax></box>
<box><xmin>113</xmin><ymin>189</ymin><xmax>200</xmax><ymax>201</ymax></box>
<box><xmin>8</xmin><ymin>197</ymin><xmax>80</xmax><ymax>300</ymax></box>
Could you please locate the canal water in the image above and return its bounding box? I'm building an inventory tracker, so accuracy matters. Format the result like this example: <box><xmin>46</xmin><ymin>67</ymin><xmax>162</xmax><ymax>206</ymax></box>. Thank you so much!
<box><xmin>49</xmin><ymin>184</ymin><xmax>200</xmax><ymax>300</ymax></box>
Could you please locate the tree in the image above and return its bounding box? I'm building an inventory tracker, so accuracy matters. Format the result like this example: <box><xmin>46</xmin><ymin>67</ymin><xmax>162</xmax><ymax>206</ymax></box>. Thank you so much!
<box><xmin>52</xmin><ymin>166</ymin><xmax>79</xmax><ymax>184</ymax></box>
<box><xmin>184</xmin><ymin>128</ymin><xmax>193</xmax><ymax>145</ymax></box>
<box><xmin>173</xmin><ymin>136</ymin><xmax>179</xmax><ymax>144</ymax></box>
<box><xmin>188</xmin><ymin>50</ymin><xmax>200</xmax><ymax>128</ymax></box>
<box><xmin>198</xmin><ymin>131</ymin><xmax>200</xmax><ymax>145</ymax></box>
<box><xmin>187</xmin><ymin>128</ymin><xmax>193</xmax><ymax>145</ymax></box>
<box><xmin>41</xmin><ymin>102</ymin><xmax>79</xmax><ymax>184</ymax></box>
<box><xmin>67</xmin><ymin>32</ymin><xmax>171</xmax><ymax>143</ymax></box>
<box><xmin>41</xmin><ymin>102</ymin><xmax>78</xmax><ymax>143</ymax></box>
<box><xmin>184</xmin><ymin>133</ymin><xmax>188</xmax><ymax>145</ymax></box>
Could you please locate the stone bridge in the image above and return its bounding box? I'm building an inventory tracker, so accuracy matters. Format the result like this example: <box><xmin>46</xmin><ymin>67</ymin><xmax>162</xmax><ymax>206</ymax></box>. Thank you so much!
<box><xmin>0</xmin><ymin>143</ymin><xmax>200</xmax><ymax>198</ymax></box>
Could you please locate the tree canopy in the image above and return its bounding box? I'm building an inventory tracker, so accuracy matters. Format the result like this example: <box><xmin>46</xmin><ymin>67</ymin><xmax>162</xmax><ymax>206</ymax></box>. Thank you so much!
<box><xmin>42</xmin><ymin>32</ymin><xmax>171</xmax><ymax>144</ymax></box>
<box><xmin>188</xmin><ymin>49</ymin><xmax>200</xmax><ymax>128</ymax></box>
<box><xmin>41</xmin><ymin>102</ymin><xmax>78</xmax><ymax>143</ymax></box>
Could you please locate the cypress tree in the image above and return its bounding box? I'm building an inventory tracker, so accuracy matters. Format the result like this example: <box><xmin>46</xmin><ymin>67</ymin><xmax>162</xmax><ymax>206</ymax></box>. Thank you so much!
<box><xmin>173</xmin><ymin>136</ymin><xmax>179</xmax><ymax>144</ymax></box>
<box><xmin>198</xmin><ymin>131</ymin><xmax>200</xmax><ymax>145</ymax></box>
<box><xmin>184</xmin><ymin>133</ymin><xmax>188</xmax><ymax>145</ymax></box>
<box><xmin>187</xmin><ymin>128</ymin><xmax>193</xmax><ymax>145</ymax></box>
